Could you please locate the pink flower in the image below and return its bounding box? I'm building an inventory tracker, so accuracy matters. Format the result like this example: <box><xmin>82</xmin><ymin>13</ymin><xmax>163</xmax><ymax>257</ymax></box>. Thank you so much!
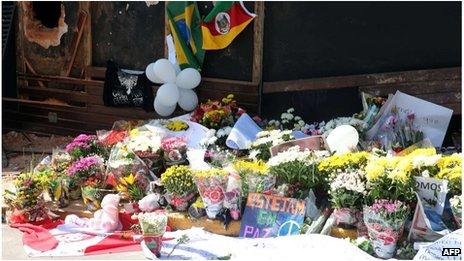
<box><xmin>161</xmin><ymin>137</ymin><xmax>187</xmax><ymax>152</ymax></box>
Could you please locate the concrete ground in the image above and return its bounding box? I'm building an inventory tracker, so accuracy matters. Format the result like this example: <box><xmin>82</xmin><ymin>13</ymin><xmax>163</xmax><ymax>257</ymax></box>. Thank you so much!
<box><xmin>2</xmin><ymin>224</ymin><xmax>146</xmax><ymax>260</ymax></box>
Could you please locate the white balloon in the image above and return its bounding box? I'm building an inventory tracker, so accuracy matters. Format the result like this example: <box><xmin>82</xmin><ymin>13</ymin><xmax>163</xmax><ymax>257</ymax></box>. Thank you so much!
<box><xmin>153</xmin><ymin>59</ymin><xmax>176</xmax><ymax>83</ymax></box>
<box><xmin>156</xmin><ymin>83</ymin><xmax>179</xmax><ymax>106</ymax></box>
<box><xmin>177</xmin><ymin>89</ymin><xmax>198</xmax><ymax>111</ymax></box>
<box><xmin>154</xmin><ymin>96</ymin><xmax>176</xmax><ymax>116</ymax></box>
<box><xmin>326</xmin><ymin>125</ymin><xmax>359</xmax><ymax>154</ymax></box>
<box><xmin>145</xmin><ymin>63</ymin><xmax>163</xmax><ymax>84</ymax></box>
<box><xmin>176</xmin><ymin>68</ymin><xmax>201</xmax><ymax>89</ymax></box>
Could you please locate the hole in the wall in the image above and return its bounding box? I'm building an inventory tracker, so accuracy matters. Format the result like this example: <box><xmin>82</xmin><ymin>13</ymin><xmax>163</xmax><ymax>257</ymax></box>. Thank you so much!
<box><xmin>22</xmin><ymin>1</ymin><xmax>68</xmax><ymax>49</ymax></box>
<box><xmin>32</xmin><ymin>1</ymin><xmax>62</xmax><ymax>29</ymax></box>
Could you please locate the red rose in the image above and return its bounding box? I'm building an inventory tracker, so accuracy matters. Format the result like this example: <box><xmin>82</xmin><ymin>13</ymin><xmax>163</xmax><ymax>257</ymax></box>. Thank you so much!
<box><xmin>206</xmin><ymin>187</ymin><xmax>224</xmax><ymax>204</ymax></box>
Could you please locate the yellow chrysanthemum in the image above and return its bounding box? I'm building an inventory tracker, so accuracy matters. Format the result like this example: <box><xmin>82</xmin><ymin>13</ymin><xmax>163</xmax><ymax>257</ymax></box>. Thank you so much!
<box><xmin>234</xmin><ymin>160</ymin><xmax>269</xmax><ymax>175</ymax></box>
<box><xmin>406</xmin><ymin>147</ymin><xmax>437</xmax><ymax>157</ymax></box>
<box><xmin>129</xmin><ymin>128</ymin><xmax>140</xmax><ymax>137</ymax></box>
<box><xmin>365</xmin><ymin>163</ymin><xmax>385</xmax><ymax>181</ymax></box>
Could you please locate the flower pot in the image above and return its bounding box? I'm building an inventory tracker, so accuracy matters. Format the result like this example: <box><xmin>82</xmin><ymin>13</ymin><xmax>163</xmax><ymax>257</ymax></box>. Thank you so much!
<box><xmin>142</xmin><ymin>235</ymin><xmax>163</xmax><ymax>258</ymax></box>
<box><xmin>364</xmin><ymin>218</ymin><xmax>405</xmax><ymax>259</ymax></box>
<box><xmin>81</xmin><ymin>187</ymin><xmax>116</xmax><ymax>211</ymax></box>
<box><xmin>333</xmin><ymin>208</ymin><xmax>359</xmax><ymax>227</ymax></box>
<box><xmin>165</xmin><ymin>192</ymin><xmax>195</xmax><ymax>212</ymax></box>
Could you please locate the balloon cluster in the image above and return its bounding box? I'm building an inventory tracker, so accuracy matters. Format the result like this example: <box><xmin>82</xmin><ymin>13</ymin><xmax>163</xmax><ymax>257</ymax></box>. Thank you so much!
<box><xmin>145</xmin><ymin>59</ymin><xmax>201</xmax><ymax>116</ymax></box>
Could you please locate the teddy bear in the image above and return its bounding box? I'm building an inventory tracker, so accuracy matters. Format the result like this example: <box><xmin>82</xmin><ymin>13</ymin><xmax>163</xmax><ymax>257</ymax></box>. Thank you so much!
<box><xmin>65</xmin><ymin>194</ymin><xmax>121</xmax><ymax>233</ymax></box>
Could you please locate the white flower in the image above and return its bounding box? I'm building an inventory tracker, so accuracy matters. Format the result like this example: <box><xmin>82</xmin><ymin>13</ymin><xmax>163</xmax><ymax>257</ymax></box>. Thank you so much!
<box><xmin>267</xmin><ymin>146</ymin><xmax>314</xmax><ymax>167</ymax></box>
<box><xmin>421</xmin><ymin>170</ymin><xmax>430</xmax><ymax>178</ymax></box>
<box><xmin>330</xmin><ymin>171</ymin><xmax>366</xmax><ymax>194</ymax></box>
<box><xmin>412</xmin><ymin>155</ymin><xmax>442</xmax><ymax>169</ymax></box>
<box><xmin>287</xmin><ymin>108</ymin><xmax>295</xmax><ymax>113</ymax></box>
<box><xmin>248</xmin><ymin>149</ymin><xmax>259</xmax><ymax>160</ymax></box>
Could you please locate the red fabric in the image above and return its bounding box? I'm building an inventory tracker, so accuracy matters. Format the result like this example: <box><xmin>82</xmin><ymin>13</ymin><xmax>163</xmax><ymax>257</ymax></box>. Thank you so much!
<box><xmin>84</xmin><ymin>233</ymin><xmax>141</xmax><ymax>255</ymax></box>
<box><xmin>10</xmin><ymin>222</ymin><xmax>61</xmax><ymax>252</ymax></box>
<box><xmin>118</xmin><ymin>212</ymin><xmax>139</xmax><ymax>231</ymax></box>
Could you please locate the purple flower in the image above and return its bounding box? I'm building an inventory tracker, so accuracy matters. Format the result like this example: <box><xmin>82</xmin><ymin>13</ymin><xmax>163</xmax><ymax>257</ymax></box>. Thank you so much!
<box><xmin>65</xmin><ymin>134</ymin><xmax>97</xmax><ymax>152</ymax></box>
<box><xmin>67</xmin><ymin>155</ymin><xmax>102</xmax><ymax>177</ymax></box>
<box><xmin>407</xmin><ymin>112</ymin><xmax>415</xmax><ymax>121</ymax></box>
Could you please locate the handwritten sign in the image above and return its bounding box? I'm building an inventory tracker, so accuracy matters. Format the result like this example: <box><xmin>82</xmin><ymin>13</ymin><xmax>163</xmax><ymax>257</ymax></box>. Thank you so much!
<box><xmin>366</xmin><ymin>91</ymin><xmax>453</xmax><ymax>148</ymax></box>
<box><xmin>239</xmin><ymin>193</ymin><xmax>306</xmax><ymax>238</ymax></box>
<box><xmin>415</xmin><ymin>177</ymin><xmax>449</xmax><ymax>215</ymax></box>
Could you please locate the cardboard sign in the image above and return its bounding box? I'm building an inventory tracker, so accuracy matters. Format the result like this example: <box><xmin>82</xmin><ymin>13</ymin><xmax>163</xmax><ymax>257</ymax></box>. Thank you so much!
<box><xmin>270</xmin><ymin>136</ymin><xmax>326</xmax><ymax>157</ymax></box>
<box><xmin>366</xmin><ymin>91</ymin><xmax>453</xmax><ymax>148</ymax></box>
<box><xmin>239</xmin><ymin>193</ymin><xmax>306</xmax><ymax>238</ymax></box>
<box><xmin>415</xmin><ymin>177</ymin><xmax>449</xmax><ymax>215</ymax></box>
<box><xmin>408</xmin><ymin>193</ymin><xmax>450</xmax><ymax>243</ymax></box>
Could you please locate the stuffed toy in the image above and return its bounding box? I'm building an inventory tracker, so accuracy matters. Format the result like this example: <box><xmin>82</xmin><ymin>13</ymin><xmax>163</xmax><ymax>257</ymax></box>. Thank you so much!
<box><xmin>65</xmin><ymin>194</ymin><xmax>122</xmax><ymax>233</ymax></box>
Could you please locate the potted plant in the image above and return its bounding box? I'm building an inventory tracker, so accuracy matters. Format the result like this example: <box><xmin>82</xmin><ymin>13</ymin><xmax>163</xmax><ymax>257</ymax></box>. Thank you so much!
<box><xmin>363</xmin><ymin>200</ymin><xmax>410</xmax><ymax>259</ymax></box>
<box><xmin>65</xmin><ymin>134</ymin><xmax>107</xmax><ymax>160</ymax></box>
<box><xmin>160</xmin><ymin>165</ymin><xmax>197</xmax><ymax>212</ymax></box>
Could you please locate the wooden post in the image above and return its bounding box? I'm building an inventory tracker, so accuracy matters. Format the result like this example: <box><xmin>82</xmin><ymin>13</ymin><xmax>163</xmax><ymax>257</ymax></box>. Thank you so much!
<box><xmin>252</xmin><ymin>1</ymin><xmax>264</xmax><ymax>85</ymax></box>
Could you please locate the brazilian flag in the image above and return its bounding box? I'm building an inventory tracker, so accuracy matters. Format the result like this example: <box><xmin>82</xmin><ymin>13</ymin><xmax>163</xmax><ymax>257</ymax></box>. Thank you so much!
<box><xmin>166</xmin><ymin>1</ymin><xmax>204</xmax><ymax>70</ymax></box>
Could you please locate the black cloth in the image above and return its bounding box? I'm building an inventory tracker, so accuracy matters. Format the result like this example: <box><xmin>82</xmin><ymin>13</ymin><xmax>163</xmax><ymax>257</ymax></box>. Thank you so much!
<box><xmin>103</xmin><ymin>60</ymin><xmax>154</xmax><ymax>112</ymax></box>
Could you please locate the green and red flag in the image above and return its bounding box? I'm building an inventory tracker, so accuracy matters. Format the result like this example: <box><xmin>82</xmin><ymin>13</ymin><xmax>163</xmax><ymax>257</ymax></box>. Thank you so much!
<box><xmin>166</xmin><ymin>1</ymin><xmax>204</xmax><ymax>70</ymax></box>
<box><xmin>201</xmin><ymin>1</ymin><xmax>256</xmax><ymax>50</ymax></box>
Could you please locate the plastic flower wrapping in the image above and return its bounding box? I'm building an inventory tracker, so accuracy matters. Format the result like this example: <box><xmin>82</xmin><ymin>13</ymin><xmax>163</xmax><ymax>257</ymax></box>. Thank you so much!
<box><xmin>193</xmin><ymin>168</ymin><xmax>229</xmax><ymax>218</ymax></box>
<box><xmin>138</xmin><ymin>211</ymin><xmax>168</xmax><ymax>236</ymax></box>
<box><xmin>247</xmin><ymin>129</ymin><xmax>294</xmax><ymax>161</ymax></box>
<box><xmin>161</xmin><ymin>136</ymin><xmax>188</xmax><ymax>165</ymax></box>
<box><xmin>363</xmin><ymin>199</ymin><xmax>410</xmax><ymax>259</ymax></box>
<box><xmin>161</xmin><ymin>165</ymin><xmax>197</xmax><ymax>211</ymax></box>
<box><xmin>223</xmin><ymin>168</ymin><xmax>242</xmax><ymax>220</ymax></box>
<box><xmin>105</xmin><ymin>142</ymin><xmax>152</xmax><ymax>190</ymax></box>
<box><xmin>233</xmin><ymin>160</ymin><xmax>274</xmax><ymax>197</ymax></box>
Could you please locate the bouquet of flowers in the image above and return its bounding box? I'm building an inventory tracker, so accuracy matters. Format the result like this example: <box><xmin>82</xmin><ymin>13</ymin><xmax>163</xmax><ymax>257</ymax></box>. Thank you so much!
<box><xmin>233</xmin><ymin>160</ymin><xmax>274</xmax><ymax>197</ymax></box>
<box><xmin>374</xmin><ymin>110</ymin><xmax>424</xmax><ymax>152</ymax></box>
<box><xmin>4</xmin><ymin>172</ymin><xmax>49</xmax><ymax>223</ymax></box>
<box><xmin>126</xmin><ymin>129</ymin><xmax>164</xmax><ymax>175</ymax></box>
<box><xmin>267</xmin><ymin>146</ymin><xmax>321</xmax><ymax>199</ymax></box>
<box><xmin>193</xmin><ymin>168</ymin><xmax>229</xmax><ymax>219</ymax></box>
<box><xmin>363</xmin><ymin>200</ymin><xmax>409</xmax><ymax>259</ymax></box>
<box><xmin>449</xmin><ymin>195</ymin><xmax>462</xmax><ymax>227</ymax></box>
<box><xmin>329</xmin><ymin>170</ymin><xmax>367</xmax><ymax>226</ymax></box>
<box><xmin>364</xmin><ymin>156</ymin><xmax>416</xmax><ymax>204</ymax></box>
<box><xmin>161</xmin><ymin>136</ymin><xmax>188</xmax><ymax>166</ymax></box>
<box><xmin>65</xmin><ymin>134</ymin><xmax>107</xmax><ymax>160</ymax></box>
<box><xmin>116</xmin><ymin>173</ymin><xmax>147</xmax><ymax>203</ymax></box>
<box><xmin>106</xmin><ymin>143</ymin><xmax>152</xmax><ymax>188</ymax></box>
<box><xmin>190</xmin><ymin>94</ymin><xmax>244</xmax><ymax>130</ymax></box>
<box><xmin>248</xmin><ymin>129</ymin><xmax>294</xmax><ymax>161</ymax></box>
<box><xmin>138</xmin><ymin>211</ymin><xmax>168</xmax><ymax>257</ymax></box>
<box><xmin>160</xmin><ymin>165</ymin><xmax>197</xmax><ymax>211</ymax></box>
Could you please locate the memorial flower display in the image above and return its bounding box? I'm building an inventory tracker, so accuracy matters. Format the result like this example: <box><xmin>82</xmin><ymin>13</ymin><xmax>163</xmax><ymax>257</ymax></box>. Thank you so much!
<box><xmin>190</xmin><ymin>94</ymin><xmax>243</xmax><ymax>130</ymax></box>
<box><xmin>363</xmin><ymin>199</ymin><xmax>410</xmax><ymax>259</ymax></box>
<box><xmin>161</xmin><ymin>165</ymin><xmax>197</xmax><ymax>211</ymax></box>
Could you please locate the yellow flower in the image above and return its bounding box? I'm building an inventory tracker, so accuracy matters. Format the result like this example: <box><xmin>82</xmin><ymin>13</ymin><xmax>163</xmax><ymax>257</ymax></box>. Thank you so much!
<box><xmin>437</xmin><ymin>153</ymin><xmax>462</xmax><ymax>169</ymax></box>
<box><xmin>194</xmin><ymin>168</ymin><xmax>228</xmax><ymax>178</ymax></box>
<box><xmin>234</xmin><ymin>160</ymin><xmax>269</xmax><ymax>175</ymax></box>
<box><xmin>407</xmin><ymin>148</ymin><xmax>437</xmax><ymax>157</ymax></box>
<box><xmin>165</xmin><ymin>120</ymin><xmax>189</xmax><ymax>131</ymax></box>
<box><xmin>123</xmin><ymin>174</ymin><xmax>136</xmax><ymax>185</ymax></box>
<box><xmin>365</xmin><ymin>163</ymin><xmax>385</xmax><ymax>181</ymax></box>
<box><xmin>130</xmin><ymin>128</ymin><xmax>140</xmax><ymax>137</ymax></box>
